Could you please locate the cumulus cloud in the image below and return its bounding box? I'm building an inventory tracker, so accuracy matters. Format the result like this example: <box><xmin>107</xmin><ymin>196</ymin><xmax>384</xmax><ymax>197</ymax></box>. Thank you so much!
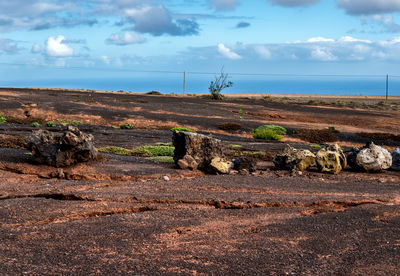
<box><xmin>337</xmin><ymin>0</ymin><xmax>400</xmax><ymax>15</ymax></box>
<box><xmin>31</xmin><ymin>43</ymin><xmax>42</xmax><ymax>54</ymax></box>
<box><xmin>218</xmin><ymin>43</ymin><xmax>242</xmax><ymax>59</ymax></box>
<box><xmin>209</xmin><ymin>0</ymin><xmax>240</xmax><ymax>11</ymax></box>
<box><xmin>268</xmin><ymin>0</ymin><xmax>320</xmax><ymax>7</ymax></box>
<box><xmin>106</xmin><ymin>32</ymin><xmax>144</xmax><ymax>45</ymax></box>
<box><xmin>310</xmin><ymin>47</ymin><xmax>337</xmax><ymax>61</ymax></box>
<box><xmin>124</xmin><ymin>5</ymin><xmax>199</xmax><ymax>36</ymax></box>
<box><xmin>254</xmin><ymin>45</ymin><xmax>272</xmax><ymax>59</ymax></box>
<box><xmin>0</xmin><ymin>38</ymin><xmax>20</xmax><ymax>54</ymax></box>
<box><xmin>45</xmin><ymin>35</ymin><xmax>74</xmax><ymax>57</ymax></box>
<box><xmin>236</xmin><ymin>21</ymin><xmax>250</xmax><ymax>28</ymax></box>
<box><xmin>0</xmin><ymin>0</ymin><xmax>97</xmax><ymax>32</ymax></box>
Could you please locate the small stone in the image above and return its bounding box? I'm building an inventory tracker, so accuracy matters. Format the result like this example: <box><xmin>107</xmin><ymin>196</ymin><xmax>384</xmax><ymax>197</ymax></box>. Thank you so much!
<box><xmin>239</xmin><ymin>169</ymin><xmax>249</xmax><ymax>175</ymax></box>
<box><xmin>163</xmin><ymin>176</ymin><xmax>170</xmax><ymax>181</ymax></box>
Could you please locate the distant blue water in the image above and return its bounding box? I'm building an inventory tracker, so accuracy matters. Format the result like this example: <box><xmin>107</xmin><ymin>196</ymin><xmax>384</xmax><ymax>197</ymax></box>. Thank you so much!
<box><xmin>2</xmin><ymin>74</ymin><xmax>400</xmax><ymax>96</ymax></box>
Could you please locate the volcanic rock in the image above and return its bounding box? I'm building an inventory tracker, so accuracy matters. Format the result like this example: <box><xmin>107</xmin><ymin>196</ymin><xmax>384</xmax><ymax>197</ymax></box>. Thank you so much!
<box><xmin>209</xmin><ymin>157</ymin><xmax>233</xmax><ymax>174</ymax></box>
<box><xmin>348</xmin><ymin>142</ymin><xmax>392</xmax><ymax>172</ymax></box>
<box><xmin>233</xmin><ymin>156</ymin><xmax>257</xmax><ymax>172</ymax></box>
<box><xmin>273</xmin><ymin>146</ymin><xmax>316</xmax><ymax>171</ymax></box>
<box><xmin>391</xmin><ymin>148</ymin><xmax>400</xmax><ymax>171</ymax></box>
<box><xmin>25</xmin><ymin>126</ymin><xmax>98</xmax><ymax>167</ymax></box>
<box><xmin>316</xmin><ymin>144</ymin><xmax>347</xmax><ymax>174</ymax></box>
<box><xmin>173</xmin><ymin>131</ymin><xmax>227</xmax><ymax>173</ymax></box>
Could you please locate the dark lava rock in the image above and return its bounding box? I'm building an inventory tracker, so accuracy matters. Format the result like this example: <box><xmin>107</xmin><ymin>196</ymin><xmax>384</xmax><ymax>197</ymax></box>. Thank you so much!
<box><xmin>25</xmin><ymin>126</ymin><xmax>98</xmax><ymax>167</ymax></box>
<box><xmin>233</xmin><ymin>156</ymin><xmax>257</xmax><ymax>172</ymax></box>
<box><xmin>391</xmin><ymin>148</ymin><xmax>400</xmax><ymax>171</ymax></box>
<box><xmin>173</xmin><ymin>131</ymin><xmax>230</xmax><ymax>174</ymax></box>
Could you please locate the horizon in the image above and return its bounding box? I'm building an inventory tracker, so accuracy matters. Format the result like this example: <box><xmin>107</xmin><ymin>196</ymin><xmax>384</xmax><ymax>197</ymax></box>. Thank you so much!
<box><xmin>1</xmin><ymin>0</ymin><xmax>400</xmax><ymax>90</ymax></box>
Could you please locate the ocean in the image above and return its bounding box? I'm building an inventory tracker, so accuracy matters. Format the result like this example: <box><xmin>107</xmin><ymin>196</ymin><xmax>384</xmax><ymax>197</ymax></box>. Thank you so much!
<box><xmin>2</xmin><ymin>73</ymin><xmax>400</xmax><ymax>96</ymax></box>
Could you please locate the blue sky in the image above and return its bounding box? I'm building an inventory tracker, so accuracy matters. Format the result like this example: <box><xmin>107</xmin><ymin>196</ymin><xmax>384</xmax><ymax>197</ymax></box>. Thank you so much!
<box><xmin>1</xmin><ymin>0</ymin><xmax>400</xmax><ymax>82</ymax></box>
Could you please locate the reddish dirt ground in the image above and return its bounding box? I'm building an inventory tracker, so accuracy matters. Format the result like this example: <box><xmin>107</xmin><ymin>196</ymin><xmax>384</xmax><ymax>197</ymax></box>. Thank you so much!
<box><xmin>0</xmin><ymin>88</ymin><xmax>400</xmax><ymax>275</ymax></box>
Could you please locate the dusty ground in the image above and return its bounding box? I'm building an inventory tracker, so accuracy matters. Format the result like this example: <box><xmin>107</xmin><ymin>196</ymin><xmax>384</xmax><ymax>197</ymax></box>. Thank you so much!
<box><xmin>0</xmin><ymin>88</ymin><xmax>400</xmax><ymax>275</ymax></box>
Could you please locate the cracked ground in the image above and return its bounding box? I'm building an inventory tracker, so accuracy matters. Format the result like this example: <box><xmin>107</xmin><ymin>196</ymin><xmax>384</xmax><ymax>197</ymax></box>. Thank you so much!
<box><xmin>1</xmin><ymin>88</ymin><xmax>400</xmax><ymax>275</ymax></box>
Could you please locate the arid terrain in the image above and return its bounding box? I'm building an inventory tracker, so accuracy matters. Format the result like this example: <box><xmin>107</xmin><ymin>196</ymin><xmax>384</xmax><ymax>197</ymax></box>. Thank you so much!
<box><xmin>0</xmin><ymin>88</ymin><xmax>400</xmax><ymax>275</ymax></box>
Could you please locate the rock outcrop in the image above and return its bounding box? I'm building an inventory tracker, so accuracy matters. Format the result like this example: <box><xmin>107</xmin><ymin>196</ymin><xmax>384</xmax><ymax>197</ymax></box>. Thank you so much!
<box><xmin>273</xmin><ymin>146</ymin><xmax>316</xmax><ymax>171</ymax></box>
<box><xmin>316</xmin><ymin>144</ymin><xmax>347</xmax><ymax>174</ymax></box>
<box><xmin>391</xmin><ymin>148</ymin><xmax>400</xmax><ymax>171</ymax></box>
<box><xmin>25</xmin><ymin>126</ymin><xmax>98</xmax><ymax>167</ymax></box>
<box><xmin>173</xmin><ymin>131</ymin><xmax>230</xmax><ymax>174</ymax></box>
<box><xmin>347</xmin><ymin>142</ymin><xmax>392</xmax><ymax>172</ymax></box>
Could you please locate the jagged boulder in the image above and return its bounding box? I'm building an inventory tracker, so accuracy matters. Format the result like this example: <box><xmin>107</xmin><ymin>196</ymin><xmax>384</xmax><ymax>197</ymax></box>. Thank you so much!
<box><xmin>25</xmin><ymin>126</ymin><xmax>98</xmax><ymax>167</ymax></box>
<box><xmin>173</xmin><ymin>131</ymin><xmax>229</xmax><ymax>174</ymax></box>
<box><xmin>316</xmin><ymin>144</ymin><xmax>347</xmax><ymax>174</ymax></box>
<box><xmin>347</xmin><ymin>142</ymin><xmax>392</xmax><ymax>172</ymax></box>
<box><xmin>391</xmin><ymin>148</ymin><xmax>400</xmax><ymax>171</ymax></box>
<box><xmin>233</xmin><ymin>156</ymin><xmax>257</xmax><ymax>172</ymax></box>
<box><xmin>273</xmin><ymin>146</ymin><xmax>316</xmax><ymax>171</ymax></box>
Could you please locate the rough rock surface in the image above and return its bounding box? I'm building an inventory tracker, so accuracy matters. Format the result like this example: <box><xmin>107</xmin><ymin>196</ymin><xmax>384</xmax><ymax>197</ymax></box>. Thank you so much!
<box><xmin>391</xmin><ymin>148</ymin><xmax>400</xmax><ymax>171</ymax></box>
<box><xmin>233</xmin><ymin>156</ymin><xmax>257</xmax><ymax>172</ymax></box>
<box><xmin>348</xmin><ymin>142</ymin><xmax>392</xmax><ymax>172</ymax></box>
<box><xmin>209</xmin><ymin>157</ymin><xmax>233</xmax><ymax>174</ymax></box>
<box><xmin>316</xmin><ymin>144</ymin><xmax>347</xmax><ymax>174</ymax></box>
<box><xmin>173</xmin><ymin>131</ymin><xmax>227</xmax><ymax>173</ymax></box>
<box><xmin>273</xmin><ymin>146</ymin><xmax>316</xmax><ymax>171</ymax></box>
<box><xmin>25</xmin><ymin>126</ymin><xmax>98</xmax><ymax>167</ymax></box>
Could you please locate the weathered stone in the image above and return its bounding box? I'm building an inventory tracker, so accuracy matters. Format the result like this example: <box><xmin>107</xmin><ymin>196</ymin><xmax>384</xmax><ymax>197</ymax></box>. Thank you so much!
<box><xmin>209</xmin><ymin>157</ymin><xmax>233</xmax><ymax>174</ymax></box>
<box><xmin>173</xmin><ymin>131</ymin><xmax>224</xmax><ymax>172</ymax></box>
<box><xmin>273</xmin><ymin>146</ymin><xmax>316</xmax><ymax>171</ymax></box>
<box><xmin>348</xmin><ymin>142</ymin><xmax>392</xmax><ymax>172</ymax></box>
<box><xmin>25</xmin><ymin>126</ymin><xmax>98</xmax><ymax>167</ymax></box>
<box><xmin>233</xmin><ymin>156</ymin><xmax>257</xmax><ymax>172</ymax></box>
<box><xmin>316</xmin><ymin>144</ymin><xmax>347</xmax><ymax>174</ymax></box>
<box><xmin>347</xmin><ymin>147</ymin><xmax>361</xmax><ymax>171</ymax></box>
<box><xmin>392</xmin><ymin>148</ymin><xmax>400</xmax><ymax>171</ymax></box>
<box><xmin>177</xmin><ymin>155</ymin><xmax>198</xmax><ymax>170</ymax></box>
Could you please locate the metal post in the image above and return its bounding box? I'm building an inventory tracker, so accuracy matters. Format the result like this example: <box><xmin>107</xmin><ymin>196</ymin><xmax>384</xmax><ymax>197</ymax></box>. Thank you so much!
<box><xmin>386</xmin><ymin>74</ymin><xmax>389</xmax><ymax>101</ymax></box>
<box><xmin>183</xmin><ymin>71</ymin><xmax>186</xmax><ymax>95</ymax></box>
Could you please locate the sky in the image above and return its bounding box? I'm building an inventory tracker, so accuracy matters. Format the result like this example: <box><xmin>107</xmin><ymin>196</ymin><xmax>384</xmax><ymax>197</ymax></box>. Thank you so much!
<box><xmin>1</xmin><ymin>0</ymin><xmax>400</xmax><ymax>83</ymax></box>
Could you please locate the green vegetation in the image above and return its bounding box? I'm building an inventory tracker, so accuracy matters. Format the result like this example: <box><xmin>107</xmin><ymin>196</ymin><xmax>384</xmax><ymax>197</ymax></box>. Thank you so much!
<box><xmin>310</xmin><ymin>144</ymin><xmax>322</xmax><ymax>149</ymax></box>
<box><xmin>239</xmin><ymin>106</ymin><xmax>243</xmax><ymax>120</ymax></box>
<box><xmin>0</xmin><ymin>114</ymin><xmax>6</xmax><ymax>124</ymax></box>
<box><xmin>229</xmin><ymin>144</ymin><xmax>243</xmax><ymax>149</ymax></box>
<box><xmin>57</xmin><ymin>120</ymin><xmax>82</xmax><ymax>126</ymax></box>
<box><xmin>99</xmin><ymin>145</ymin><xmax>174</xmax><ymax>157</ymax></box>
<box><xmin>252</xmin><ymin>125</ymin><xmax>287</xmax><ymax>141</ymax></box>
<box><xmin>45</xmin><ymin>121</ymin><xmax>56</xmax><ymax>127</ymax></box>
<box><xmin>170</xmin><ymin>127</ymin><xmax>195</xmax><ymax>133</ymax></box>
<box><xmin>31</xmin><ymin>122</ymin><xmax>40</xmax><ymax>127</ymax></box>
<box><xmin>98</xmin><ymin>146</ymin><xmax>134</xmax><ymax>156</ymax></box>
<box><xmin>209</xmin><ymin>68</ymin><xmax>233</xmax><ymax>100</ymax></box>
<box><xmin>120</xmin><ymin>123</ymin><xmax>134</xmax><ymax>129</ymax></box>
<box><xmin>135</xmin><ymin>146</ymin><xmax>174</xmax><ymax>156</ymax></box>
<box><xmin>146</xmin><ymin>156</ymin><xmax>174</xmax><ymax>164</ymax></box>
<box><xmin>328</xmin><ymin>126</ymin><xmax>336</xmax><ymax>131</ymax></box>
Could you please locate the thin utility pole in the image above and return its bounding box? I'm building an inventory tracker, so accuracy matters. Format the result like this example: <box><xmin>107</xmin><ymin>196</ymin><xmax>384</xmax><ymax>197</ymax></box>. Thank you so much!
<box><xmin>386</xmin><ymin>74</ymin><xmax>389</xmax><ymax>101</ymax></box>
<box><xmin>183</xmin><ymin>71</ymin><xmax>186</xmax><ymax>95</ymax></box>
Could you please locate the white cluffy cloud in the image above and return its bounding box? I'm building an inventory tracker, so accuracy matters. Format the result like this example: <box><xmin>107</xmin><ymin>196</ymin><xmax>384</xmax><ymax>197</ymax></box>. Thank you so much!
<box><xmin>106</xmin><ymin>32</ymin><xmax>143</xmax><ymax>45</ymax></box>
<box><xmin>218</xmin><ymin>43</ymin><xmax>242</xmax><ymax>59</ymax></box>
<box><xmin>45</xmin><ymin>35</ymin><xmax>73</xmax><ymax>57</ymax></box>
